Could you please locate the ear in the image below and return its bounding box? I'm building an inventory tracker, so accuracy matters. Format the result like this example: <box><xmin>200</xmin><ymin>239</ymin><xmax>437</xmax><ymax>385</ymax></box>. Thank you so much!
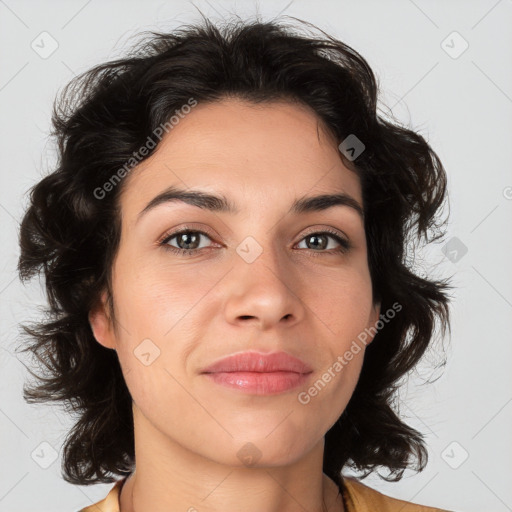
<box><xmin>88</xmin><ymin>290</ymin><xmax>116</xmax><ymax>350</ymax></box>
<box><xmin>366</xmin><ymin>300</ymin><xmax>381</xmax><ymax>345</ymax></box>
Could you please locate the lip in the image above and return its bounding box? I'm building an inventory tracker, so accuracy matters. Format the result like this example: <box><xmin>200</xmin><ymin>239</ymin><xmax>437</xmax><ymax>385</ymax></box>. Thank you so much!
<box><xmin>201</xmin><ymin>351</ymin><xmax>313</xmax><ymax>395</ymax></box>
<box><xmin>201</xmin><ymin>351</ymin><xmax>313</xmax><ymax>374</ymax></box>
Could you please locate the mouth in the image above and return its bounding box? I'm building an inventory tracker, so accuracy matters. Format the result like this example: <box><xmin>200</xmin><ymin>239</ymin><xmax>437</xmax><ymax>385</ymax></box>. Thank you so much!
<box><xmin>202</xmin><ymin>371</ymin><xmax>311</xmax><ymax>394</ymax></box>
<box><xmin>201</xmin><ymin>351</ymin><xmax>313</xmax><ymax>395</ymax></box>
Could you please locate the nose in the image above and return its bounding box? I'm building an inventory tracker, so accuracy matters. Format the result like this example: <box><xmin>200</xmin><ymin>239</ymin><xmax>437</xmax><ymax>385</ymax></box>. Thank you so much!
<box><xmin>222</xmin><ymin>245</ymin><xmax>306</xmax><ymax>331</ymax></box>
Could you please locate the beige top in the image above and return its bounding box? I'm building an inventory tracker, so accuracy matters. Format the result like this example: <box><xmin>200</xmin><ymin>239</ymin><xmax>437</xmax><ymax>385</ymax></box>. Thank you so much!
<box><xmin>79</xmin><ymin>476</ymin><xmax>453</xmax><ymax>511</ymax></box>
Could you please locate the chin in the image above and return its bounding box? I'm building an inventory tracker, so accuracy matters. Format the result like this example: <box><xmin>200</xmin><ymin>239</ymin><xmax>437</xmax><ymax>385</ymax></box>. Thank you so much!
<box><xmin>225</xmin><ymin>430</ymin><xmax>318</xmax><ymax>467</ymax></box>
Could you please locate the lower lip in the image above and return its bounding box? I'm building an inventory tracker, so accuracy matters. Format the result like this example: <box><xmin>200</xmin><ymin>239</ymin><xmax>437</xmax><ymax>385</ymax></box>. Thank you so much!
<box><xmin>203</xmin><ymin>371</ymin><xmax>311</xmax><ymax>394</ymax></box>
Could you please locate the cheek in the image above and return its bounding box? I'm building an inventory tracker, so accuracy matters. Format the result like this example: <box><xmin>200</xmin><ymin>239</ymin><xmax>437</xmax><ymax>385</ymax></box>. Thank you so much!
<box><xmin>114</xmin><ymin>328</ymin><xmax>191</xmax><ymax>428</ymax></box>
<box><xmin>297</xmin><ymin>336</ymin><xmax>366</xmax><ymax>436</ymax></box>
<box><xmin>112</xmin><ymin>259</ymin><xmax>212</xmax><ymax>339</ymax></box>
<box><xmin>305</xmin><ymin>263</ymin><xmax>375</xmax><ymax>338</ymax></box>
<box><xmin>298</xmin><ymin>265</ymin><xmax>373</xmax><ymax>405</ymax></box>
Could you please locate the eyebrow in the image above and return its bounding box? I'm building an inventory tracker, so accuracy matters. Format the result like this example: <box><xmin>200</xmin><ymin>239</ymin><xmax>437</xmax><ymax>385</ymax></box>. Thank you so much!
<box><xmin>136</xmin><ymin>186</ymin><xmax>364</xmax><ymax>222</ymax></box>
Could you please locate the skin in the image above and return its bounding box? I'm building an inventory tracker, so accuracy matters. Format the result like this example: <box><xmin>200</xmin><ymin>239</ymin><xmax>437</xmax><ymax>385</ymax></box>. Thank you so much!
<box><xmin>89</xmin><ymin>98</ymin><xmax>381</xmax><ymax>512</ymax></box>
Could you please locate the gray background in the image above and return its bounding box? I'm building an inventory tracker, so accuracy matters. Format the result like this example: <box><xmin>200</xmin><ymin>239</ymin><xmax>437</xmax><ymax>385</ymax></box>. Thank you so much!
<box><xmin>1</xmin><ymin>1</ymin><xmax>511</xmax><ymax>511</ymax></box>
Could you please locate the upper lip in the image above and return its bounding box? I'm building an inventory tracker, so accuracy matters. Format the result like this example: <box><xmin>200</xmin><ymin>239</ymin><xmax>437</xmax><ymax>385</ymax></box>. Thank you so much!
<box><xmin>201</xmin><ymin>351</ymin><xmax>313</xmax><ymax>374</ymax></box>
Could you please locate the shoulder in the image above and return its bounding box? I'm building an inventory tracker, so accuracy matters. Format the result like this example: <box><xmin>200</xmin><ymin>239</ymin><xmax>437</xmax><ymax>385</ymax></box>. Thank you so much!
<box><xmin>341</xmin><ymin>476</ymin><xmax>454</xmax><ymax>512</ymax></box>
<box><xmin>77</xmin><ymin>475</ymin><xmax>455</xmax><ymax>512</ymax></box>
<box><xmin>78</xmin><ymin>479</ymin><xmax>125</xmax><ymax>512</ymax></box>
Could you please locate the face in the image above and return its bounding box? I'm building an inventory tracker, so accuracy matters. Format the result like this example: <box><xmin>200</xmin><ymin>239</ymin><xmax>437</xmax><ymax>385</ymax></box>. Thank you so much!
<box><xmin>90</xmin><ymin>98</ymin><xmax>380</xmax><ymax>468</ymax></box>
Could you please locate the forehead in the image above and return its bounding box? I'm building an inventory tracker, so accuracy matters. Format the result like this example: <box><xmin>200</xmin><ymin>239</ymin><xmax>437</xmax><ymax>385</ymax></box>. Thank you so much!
<box><xmin>119</xmin><ymin>98</ymin><xmax>362</xmax><ymax>217</ymax></box>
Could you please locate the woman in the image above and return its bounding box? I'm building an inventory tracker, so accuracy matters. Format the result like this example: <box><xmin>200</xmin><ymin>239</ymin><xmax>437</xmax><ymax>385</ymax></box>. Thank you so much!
<box><xmin>18</xmin><ymin>15</ymin><xmax>453</xmax><ymax>512</ymax></box>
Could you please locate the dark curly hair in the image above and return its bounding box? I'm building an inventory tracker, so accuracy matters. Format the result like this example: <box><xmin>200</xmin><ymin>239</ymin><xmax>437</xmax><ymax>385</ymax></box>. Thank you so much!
<box><xmin>17</xmin><ymin>14</ymin><xmax>452</xmax><ymax>489</ymax></box>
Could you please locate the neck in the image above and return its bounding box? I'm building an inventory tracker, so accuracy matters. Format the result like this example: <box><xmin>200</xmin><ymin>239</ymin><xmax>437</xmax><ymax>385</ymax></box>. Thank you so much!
<box><xmin>119</xmin><ymin>405</ymin><xmax>344</xmax><ymax>512</ymax></box>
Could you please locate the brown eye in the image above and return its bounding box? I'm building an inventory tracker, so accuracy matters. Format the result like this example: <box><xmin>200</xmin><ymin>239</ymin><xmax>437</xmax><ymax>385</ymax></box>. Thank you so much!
<box><xmin>160</xmin><ymin>229</ymin><xmax>214</xmax><ymax>256</ymax></box>
<box><xmin>304</xmin><ymin>234</ymin><xmax>329</xmax><ymax>250</ymax></box>
<box><xmin>171</xmin><ymin>232</ymin><xmax>203</xmax><ymax>250</ymax></box>
<box><xmin>296</xmin><ymin>231</ymin><xmax>351</xmax><ymax>254</ymax></box>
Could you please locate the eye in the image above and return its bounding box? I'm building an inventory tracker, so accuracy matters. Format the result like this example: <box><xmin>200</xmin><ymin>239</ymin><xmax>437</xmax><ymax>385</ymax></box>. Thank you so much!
<box><xmin>296</xmin><ymin>229</ymin><xmax>351</xmax><ymax>255</ymax></box>
<box><xmin>159</xmin><ymin>228</ymin><xmax>215</xmax><ymax>256</ymax></box>
<box><xmin>158</xmin><ymin>227</ymin><xmax>351</xmax><ymax>257</ymax></box>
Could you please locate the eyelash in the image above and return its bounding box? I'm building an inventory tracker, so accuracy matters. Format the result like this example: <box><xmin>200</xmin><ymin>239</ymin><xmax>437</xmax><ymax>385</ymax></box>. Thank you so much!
<box><xmin>158</xmin><ymin>227</ymin><xmax>351</xmax><ymax>257</ymax></box>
